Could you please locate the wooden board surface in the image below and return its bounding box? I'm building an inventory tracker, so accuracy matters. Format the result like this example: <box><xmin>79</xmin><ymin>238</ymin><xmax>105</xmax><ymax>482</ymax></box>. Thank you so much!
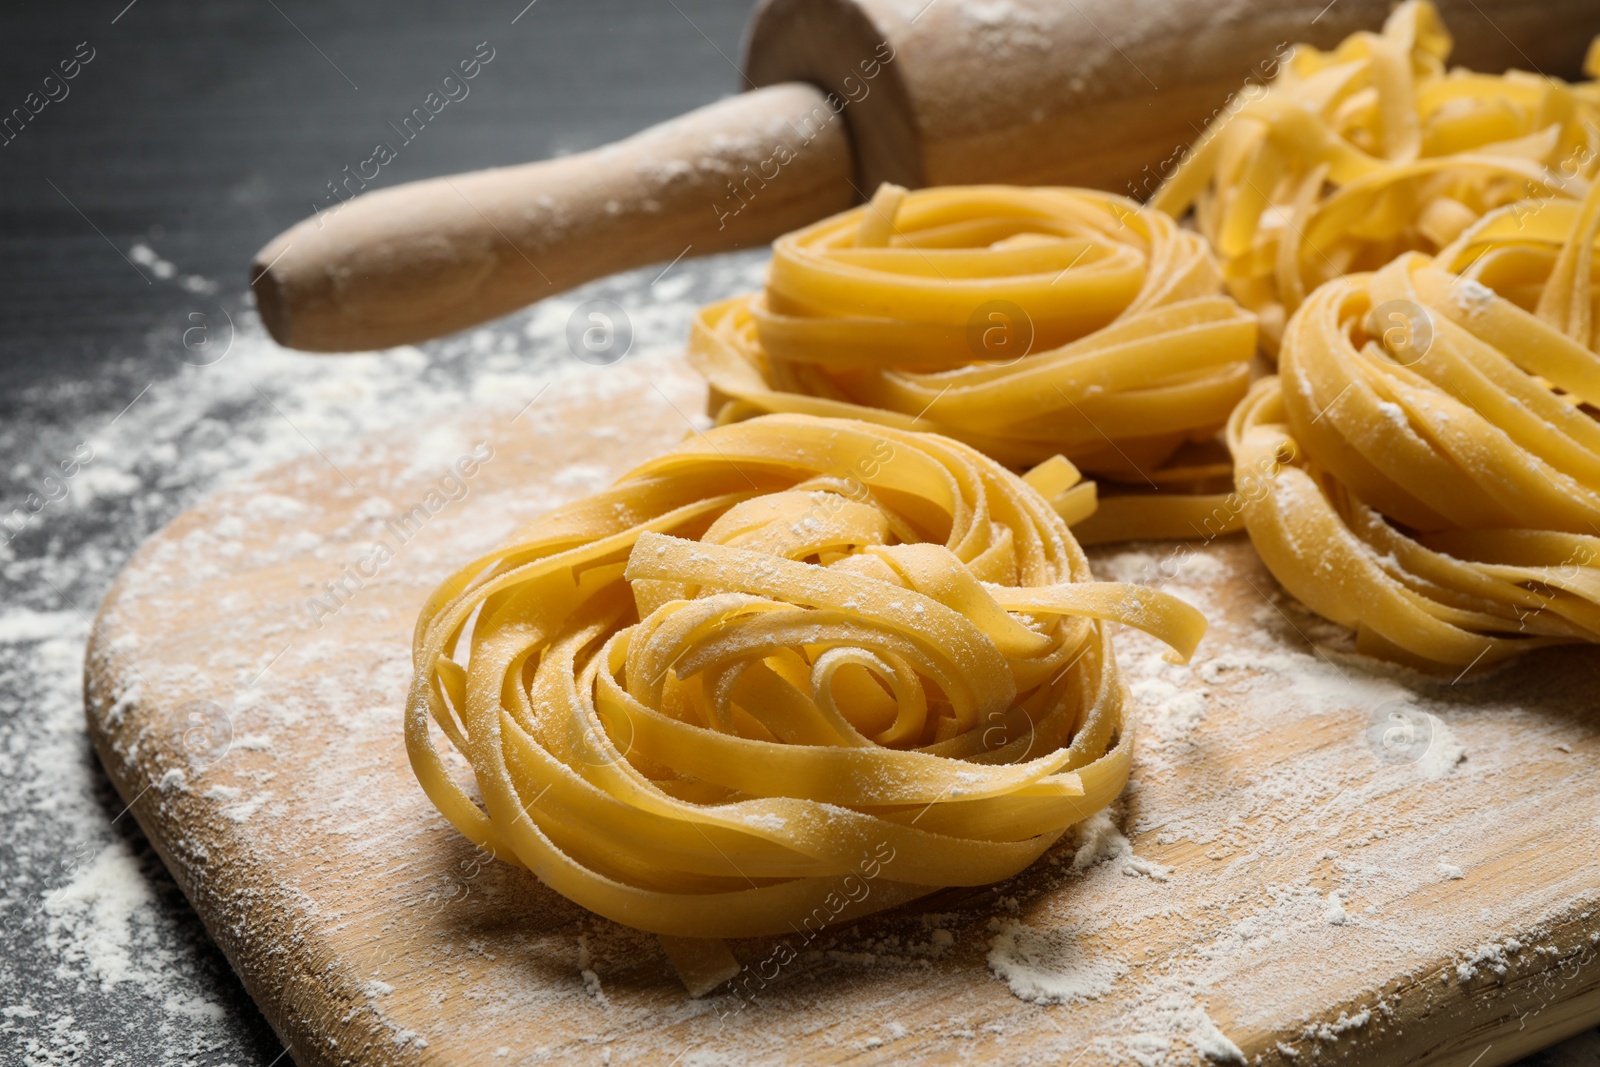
<box><xmin>85</xmin><ymin>353</ymin><xmax>1600</xmax><ymax>1067</ymax></box>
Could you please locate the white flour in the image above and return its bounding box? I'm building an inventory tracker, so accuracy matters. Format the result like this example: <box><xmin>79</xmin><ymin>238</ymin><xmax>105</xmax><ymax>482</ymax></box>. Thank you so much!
<box><xmin>987</xmin><ymin>919</ymin><xmax>1128</xmax><ymax>1005</ymax></box>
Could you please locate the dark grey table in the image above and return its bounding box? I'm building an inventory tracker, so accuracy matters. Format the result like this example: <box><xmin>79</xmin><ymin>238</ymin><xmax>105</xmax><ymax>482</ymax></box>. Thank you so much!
<box><xmin>0</xmin><ymin>2</ymin><xmax>1596</xmax><ymax>1064</ymax></box>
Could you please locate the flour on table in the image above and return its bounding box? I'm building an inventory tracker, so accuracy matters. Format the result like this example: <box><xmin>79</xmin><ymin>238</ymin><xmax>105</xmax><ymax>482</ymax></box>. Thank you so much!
<box><xmin>0</xmin><ymin>245</ymin><xmax>769</xmax><ymax>1063</ymax></box>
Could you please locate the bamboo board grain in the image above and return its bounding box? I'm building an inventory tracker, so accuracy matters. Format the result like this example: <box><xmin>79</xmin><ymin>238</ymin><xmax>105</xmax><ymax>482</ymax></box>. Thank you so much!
<box><xmin>84</xmin><ymin>353</ymin><xmax>1600</xmax><ymax>1067</ymax></box>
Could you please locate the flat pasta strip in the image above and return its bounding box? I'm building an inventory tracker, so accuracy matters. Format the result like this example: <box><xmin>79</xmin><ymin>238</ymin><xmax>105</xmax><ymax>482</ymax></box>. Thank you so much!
<box><xmin>406</xmin><ymin>415</ymin><xmax>1203</xmax><ymax>965</ymax></box>
<box><xmin>1229</xmin><ymin>184</ymin><xmax>1600</xmax><ymax>669</ymax></box>
<box><xmin>687</xmin><ymin>184</ymin><xmax>1257</xmax><ymax>541</ymax></box>
<box><xmin>1156</xmin><ymin>0</ymin><xmax>1600</xmax><ymax>356</ymax></box>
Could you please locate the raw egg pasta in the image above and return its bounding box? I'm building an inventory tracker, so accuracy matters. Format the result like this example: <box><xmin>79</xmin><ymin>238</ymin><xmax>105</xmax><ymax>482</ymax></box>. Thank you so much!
<box><xmin>1156</xmin><ymin>0</ymin><xmax>1600</xmax><ymax>356</ymax></box>
<box><xmin>406</xmin><ymin>414</ymin><xmax>1203</xmax><ymax>945</ymax></box>
<box><xmin>1229</xmin><ymin>182</ymin><xmax>1600</xmax><ymax>669</ymax></box>
<box><xmin>688</xmin><ymin>183</ymin><xmax>1257</xmax><ymax>543</ymax></box>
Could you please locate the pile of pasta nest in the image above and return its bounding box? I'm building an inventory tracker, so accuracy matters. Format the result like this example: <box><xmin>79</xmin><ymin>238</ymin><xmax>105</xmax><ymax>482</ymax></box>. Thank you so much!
<box><xmin>406</xmin><ymin>0</ymin><xmax>1600</xmax><ymax>987</ymax></box>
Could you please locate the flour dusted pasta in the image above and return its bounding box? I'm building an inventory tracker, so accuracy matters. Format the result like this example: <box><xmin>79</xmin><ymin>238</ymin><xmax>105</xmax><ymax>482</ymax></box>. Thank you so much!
<box><xmin>406</xmin><ymin>415</ymin><xmax>1203</xmax><ymax>947</ymax></box>
<box><xmin>1230</xmin><ymin>182</ymin><xmax>1600</xmax><ymax>669</ymax></box>
<box><xmin>689</xmin><ymin>184</ymin><xmax>1257</xmax><ymax>542</ymax></box>
<box><xmin>1157</xmin><ymin>0</ymin><xmax>1600</xmax><ymax>355</ymax></box>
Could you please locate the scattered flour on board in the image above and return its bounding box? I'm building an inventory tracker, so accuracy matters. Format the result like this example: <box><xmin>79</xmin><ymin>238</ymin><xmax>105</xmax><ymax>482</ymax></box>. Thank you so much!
<box><xmin>0</xmin><ymin>246</ymin><xmax>768</xmax><ymax>1063</ymax></box>
<box><xmin>987</xmin><ymin>920</ymin><xmax>1127</xmax><ymax>1004</ymax></box>
<box><xmin>1072</xmin><ymin>809</ymin><xmax>1172</xmax><ymax>881</ymax></box>
<box><xmin>578</xmin><ymin>934</ymin><xmax>610</xmax><ymax>1009</ymax></box>
<box><xmin>1414</xmin><ymin>714</ymin><xmax>1467</xmax><ymax>781</ymax></box>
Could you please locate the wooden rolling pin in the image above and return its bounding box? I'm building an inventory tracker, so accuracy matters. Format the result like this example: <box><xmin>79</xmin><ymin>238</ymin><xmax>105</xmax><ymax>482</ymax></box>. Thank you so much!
<box><xmin>253</xmin><ymin>0</ymin><xmax>1600</xmax><ymax>352</ymax></box>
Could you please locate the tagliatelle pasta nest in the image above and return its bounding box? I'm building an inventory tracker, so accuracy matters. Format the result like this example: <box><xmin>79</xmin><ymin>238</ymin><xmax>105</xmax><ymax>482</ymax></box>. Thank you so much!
<box><xmin>688</xmin><ymin>183</ymin><xmax>1258</xmax><ymax>542</ymax></box>
<box><xmin>405</xmin><ymin>414</ymin><xmax>1203</xmax><ymax>952</ymax></box>
<box><xmin>1156</xmin><ymin>0</ymin><xmax>1600</xmax><ymax>356</ymax></box>
<box><xmin>1229</xmin><ymin>179</ymin><xmax>1600</xmax><ymax>670</ymax></box>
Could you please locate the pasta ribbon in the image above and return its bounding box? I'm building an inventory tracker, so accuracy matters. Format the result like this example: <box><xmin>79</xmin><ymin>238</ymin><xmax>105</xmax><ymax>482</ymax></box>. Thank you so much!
<box><xmin>1229</xmin><ymin>182</ymin><xmax>1600</xmax><ymax>669</ymax></box>
<box><xmin>1156</xmin><ymin>0</ymin><xmax>1600</xmax><ymax>356</ymax></box>
<box><xmin>688</xmin><ymin>184</ymin><xmax>1258</xmax><ymax>542</ymax></box>
<box><xmin>406</xmin><ymin>415</ymin><xmax>1204</xmax><ymax>946</ymax></box>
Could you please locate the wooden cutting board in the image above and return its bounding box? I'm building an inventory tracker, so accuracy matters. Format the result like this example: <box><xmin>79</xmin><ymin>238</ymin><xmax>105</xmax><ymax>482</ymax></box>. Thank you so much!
<box><xmin>85</xmin><ymin>352</ymin><xmax>1600</xmax><ymax>1067</ymax></box>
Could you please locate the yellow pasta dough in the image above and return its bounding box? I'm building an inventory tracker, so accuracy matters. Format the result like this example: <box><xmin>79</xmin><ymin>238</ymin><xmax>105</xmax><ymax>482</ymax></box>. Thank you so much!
<box><xmin>1156</xmin><ymin>0</ymin><xmax>1600</xmax><ymax>356</ymax></box>
<box><xmin>1229</xmin><ymin>180</ymin><xmax>1600</xmax><ymax>669</ymax></box>
<box><xmin>688</xmin><ymin>183</ymin><xmax>1258</xmax><ymax>542</ymax></box>
<box><xmin>406</xmin><ymin>414</ymin><xmax>1204</xmax><ymax>943</ymax></box>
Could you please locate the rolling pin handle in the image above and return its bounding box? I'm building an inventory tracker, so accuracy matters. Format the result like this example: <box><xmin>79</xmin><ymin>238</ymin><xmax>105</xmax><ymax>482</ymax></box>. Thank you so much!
<box><xmin>251</xmin><ymin>82</ymin><xmax>855</xmax><ymax>352</ymax></box>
